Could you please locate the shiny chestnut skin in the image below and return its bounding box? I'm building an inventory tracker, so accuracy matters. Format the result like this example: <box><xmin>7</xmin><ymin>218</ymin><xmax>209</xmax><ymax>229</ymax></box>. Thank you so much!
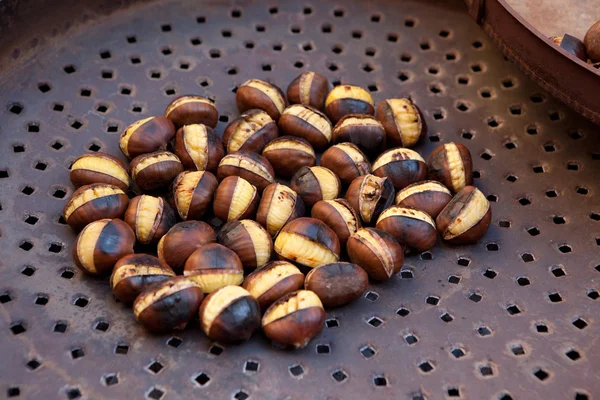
<box><xmin>110</xmin><ymin>254</ymin><xmax>175</xmax><ymax>304</ymax></box>
<box><xmin>395</xmin><ymin>180</ymin><xmax>452</xmax><ymax>219</ymax></box>
<box><xmin>184</xmin><ymin>243</ymin><xmax>244</xmax><ymax>293</ymax></box>
<box><xmin>436</xmin><ymin>186</ymin><xmax>492</xmax><ymax>244</ymax></box>
<box><xmin>125</xmin><ymin>195</ymin><xmax>176</xmax><ymax>244</ymax></box>
<box><xmin>311</xmin><ymin>199</ymin><xmax>361</xmax><ymax>246</ymax></box>
<box><xmin>324</xmin><ymin>85</ymin><xmax>374</xmax><ymax>124</ymax></box>
<box><xmin>119</xmin><ymin>116</ymin><xmax>175</xmax><ymax>159</ymax></box>
<box><xmin>133</xmin><ymin>276</ymin><xmax>204</xmax><ymax>334</ymax></box>
<box><xmin>304</xmin><ymin>262</ymin><xmax>368</xmax><ymax>308</ymax></box>
<box><xmin>70</xmin><ymin>152</ymin><xmax>131</xmax><ymax>191</ymax></box>
<box><xmin>242</xmin><ymin>261</ymin><xmax>304</xmax><ymax>310</ymax></box>
<box><xmin>585</xmin><ymin>21</ymin><xmax>600</xmax><ymax>62</ymax></box>
<box><xmin>345</xmin><ymin>174</ymin><xmax>395</xmax><ymax>225</ymax></box>
<box><xmin>223</xmin><ymin>109</ymin><xmax>278</xmax><ymax>154</ymax></box>
<box><xmin>172</xmin><ymin>171</ymin><xmax>218</xmax><ymax>220</ymax></box>
<box><xmin>72</xmin><ymin>218</ymin><xmax>135</xmax><ymax>276</ymax></box>
<box><xmin>287</xmin><ymin>72</ymin><xmax>330</xmax><ymax>110</ymax></box>
<box><xmin>129</xmin><ymin>151</ymin><xmax>184</xmax><ymax>192</ymax></box>
<box><xmin>274</xmin><ymin>217</ymin><xmax>340</xmax><ymax>269</ymax></box>
<box><xmin>217</xmin><ymin>151</ymin><xmax>275</xmax><ymax>192</ymax></box>
<box><xmin>261</xmin><ymin>136</ymin><xmax>316</xmax><ymax>178</ymax></box>
<box><xmin>346</xmin><ymin>228</ymin><xmax>404</xmax><ymax>281</ymax></box>
<box><xmin>376</xmin><ymin>206</ymin><xmax>437</xmax><ymax>253</ymax></box>
<box><xmin>332</xmin><ymin>114</ymin><xmax>386</xmax><ymax>156</ymax></box>
<box><xmin>278</xmin><ymin>104</ymin><xmax>333</xmax><ymax>150</ymax></box>
<box><xmin>236</xmin><ymin>79</ymin><xmax>287</xmax><ymax>120</ymax></box>
<box><xmin>256</xmin><ymin>183</ymin><xmax>305</xmax><ymax>237</ymax></box>
<box><xmin>157</xmin><ymin>221</ymin><xmax>216</xmax><ymax>273</ymax></box>
<box><xmin>290</xmin><ymin>166</ymin><xmax>341</xmax><ymax>208</ymax></box>
<box><xmin>262</xmin><ymin>290</ymin><xmax>325</xmax><ymax>349</ymax></box>
<box><xmin>376</xmin><ymin>98</ymin><xmax>426</xmax><ymax>148</ymax></box>
<box><xmin>320</xmin><ymin>143</ymin><xmax>371</xmax><ymax>185</ymax></box>
<box><xmin>217</xmin><ymin>220</ymin><xmax>273</xmax><ymax>269</ymax></box>
<box><xmin>165</xmin><ymin>95</ymin><xmax>219</xmax><ymax>128</ymax></box>
<box><xmin>550</xmin><ymin>34</ymin><xmax>588</xmax><ymax>62</ymax></box>
<box><xmin>174</xmin><ymin>124</ymin><xmax>224</xmax><ymax>173</ymax></box>
<box><xmin>427</xmin><ymin>142</ymin><xmax>473</xmax><ymax>193</ymax></box>
<box><xmin>62</xmin><ymin>183</ymin><xmax>128</xmax><ymax>231</ymax></box>
<box><xmin>372</xmin><ymin>147</ymin><xmax>428</xmax><ymax>191</ymax></box>
<box><xmin>213</xmin><ymin>176</ymin><xmax>260</xmax><ymax>222</ymax></box>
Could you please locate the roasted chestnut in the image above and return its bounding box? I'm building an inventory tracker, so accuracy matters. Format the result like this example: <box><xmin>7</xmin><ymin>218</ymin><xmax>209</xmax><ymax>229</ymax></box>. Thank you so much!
<box><xmin>217</xmin><ymin>220</ymin><xmax>273</xmax><ymax>269</ymax></box>
<box><xmin>62</xmin><ymin>183</ymin><xmax>128</xmax><ymax>231</ymax></box>
<box><xmin>213</xmin><ymin>176</ymin><xmax>259</xmax><ymax>222</ymax></box>
<box><xmin>183</xmin><ymin>243</ymin><xmax>244</xmax><ymax>292</ymax></box>
<box><xmin>110</xmin><ymin>254</ymin><xmax>175</xmax><ymax>303</ymax></box>
<box><xmin>585</xmin><ymin>21</ymin><xmax>600</xmax><ymax>62</ymax></box>
<box><xmin>129</xmin><ymin>151</ymin><xmax>184</xmax><ymax>192</ymax></box>
<box><xmin>223</xmin><ymin>109</ymin><xmax>278</xmax><ymax>154</ymax></box>
<box><xmin>157</xmin><ymin>221</ymin><xmax>216</xmax><ymax>273</ymax></box>
<box><xmin>290</xmin><ymin>166</ymin><xmax>341</xmax><ymax>208</ymax></box>
<box><xmin>550</xmin><ymin>34</ymin><xmax>588</xmax><ymax>61</ymax></box>
<box><xmin>242</xmin><ymin>261</ymin><xmax>304</xmax><ymax>310</ymax></box>
<box><xmin>332</xmin><ymin>114</ymin><xmax>386</xmax><ymax>155</ymax></box>
<box><xmin>372</xmin><ymin>147</ymin><xmax>428</xmax><ymax>190</ymax></box>
<box><xmin>395</xmin><ymin>180</ymin><xmax>452</xmax><ymax>219</ymax></box>
<box><xmin>199</xmin><ymin>285</ymin><xmax>261</xmax><ymax>343</ymax></box>
<box><xmin>217</xmin><ymin>151</ymin><xmax>275</xmax><ymax>192</ymax></box>
<box><xmin>287</xmin><ymin>71</ymin><xmax>330</xmax><ymax>110</ymax></box>
<box><xmin>172</xmin><ymin>171</ymin><xmax>218</xmax><ymax>220</ymax></box>
<box><xmin>70</xmin><ymin>152</ymin><xmax>131</xmax><ymax>191</ymax></box>
<box><xmin>256</xmin><ymin>183</ymin><xmax>305</xmax><ymax>237</ymax></box>
<box><xmin>427</xmin><ymin>142</ymin><xmax>473</xmax><ymax>193</ymax></box>
<box><xmin>376</xmin><ymin>206</ymin><xmax>437</xmax><ymax>253</ymax></box>
<box><xmin>346</xmin><ymin>228</ymin><xmax>404</xmax><ymax>281</ymax></box>
<box><xmin>133</xmin><ymin>276</ymin><xmax>204</xmax><ymax>333</ymax></box>
<box><xmin>324</xmin><ymin>85</ymin><xmax>374</xmax><ymax>124</ymax></box>
<box><xmin>174</xmin><ymin>124</ymin><xmax>224</xmax><ymax>173</ymax></box>
<box><xmin>376</xmin><ymin>98</ymin><xmax>425</xmax><ymax>148</ymax></box>
<box><xmin>311</xmin><ymin>199</ymin><xmax>361</xmax><ymax>246</ymax></box>
<box><xmin>304</xmin><ymin>262</ymin><xmax>368</xmax><ymax>308</ymax></box>
<box><xmin>278</xmin><ymin>104</ymin><xmax>332</xmax><ymax>150</ymax></box>
<box><xmin>236</xmin><ymin>79</ymin><xmax>287</xmax><ymax>120</ymax></box>
<box><xmin>72</xmin><ymin>218</ymin><xmax>135</xmax><ymax>276</ymax></box>
<box><xmin>119</xmin><ymin>116</ymin><xmax>175</xmax><ymax>159</ymax></box>
<box><xmin>125</xmin><ymin>195</ymin><xmax>176</xmax><ymax>244</ymax></box>
<box><xmin>262</xmin><ymin>290</ymin><xmax>325</xmax><ymax>348</ymax></box>
<box><xmin>320</xmin><ymin>142</ymin><xmax>371</xmax><ymax>185</ymax></box>
<box><xmin>261</xmin><ymin>136</ymin><xmax>316</xmax><ymax>178</ymax></box>
<box><xmin>436</xmin><ymin>186</ymin><xmax>491</xmax><ymax>244</ymax></box>
<box><xmin>165</xmin><ymin>95</ymin><xmax>219</xmax><ymax>128</ymax></box>
<box><xmin>345</xmin><ymin>174</ymin><xmax>395</xmax><ymax>225</ymax></box>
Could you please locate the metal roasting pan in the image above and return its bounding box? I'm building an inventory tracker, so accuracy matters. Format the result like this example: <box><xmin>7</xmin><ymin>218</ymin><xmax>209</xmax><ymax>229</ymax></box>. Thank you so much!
<box><xmin>0</xmin><ymin>0</ymin><xmax>599</xmax><ymax>399</ymax></box>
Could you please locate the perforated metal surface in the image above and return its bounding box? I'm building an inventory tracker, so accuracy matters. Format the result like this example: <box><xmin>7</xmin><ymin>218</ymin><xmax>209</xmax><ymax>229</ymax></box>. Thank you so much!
<box><xmin>1</xmin><ymin>0</ymin><xmax>599</xmax><ymax>399</ymax></box>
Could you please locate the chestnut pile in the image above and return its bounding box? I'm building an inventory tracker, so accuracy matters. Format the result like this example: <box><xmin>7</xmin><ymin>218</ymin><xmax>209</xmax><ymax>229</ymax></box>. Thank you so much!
<box><xmin>63</xmin><ymin>72</ymin><xmax>491</xmax><ymax>349</ymax></box>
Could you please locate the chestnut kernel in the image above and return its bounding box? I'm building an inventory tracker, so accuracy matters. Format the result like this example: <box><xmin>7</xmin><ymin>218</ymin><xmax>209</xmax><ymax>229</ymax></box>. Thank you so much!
<box><xmin>184</xmin><ymin>243</ymin><xmax>244</xmax><ymax>292</ymax></box>
<box><xmin>436</xmin><ymin>186</ymin><xmax>491</xmax><ymax>244</ymax></box>
<box><xmin>218</xmin><ymin>220</ymin><xmax>273</xmax><ymax>269</ymax></box>
<box><xmin>325</xmin><ymin>85</ymin><xmax>374</xmax><ymax>124</ymax></box>
<box><xmin>345</xmin><ymin>174</ymin><xmax>395</xmax><ymax>224</ymax></box>
<box><xmin>133</xmin><ymin>276</ymin><xmax>204</xmax><ymax>333</ymax></box>
<box><xmin>70</xmin><ymin>152</ymin><xmax>131</xmax><ymax>191</ymax></box>
<box><xmin>174</xmin><ymin>124</ymin><xmax>224</xmax><ymax>173</ymax></box>
<box><xmin>332</xmin><ymin>114</ymin><xmax>386</xmax><ymax>155</ymax></box>
<box><xmin>125</xmin><ymin>195</ymin><xmax>176</xmax><ymax>244</ymax></box>
<box><xmin>395</xmin><ymin>180</ymin><xmax>452</xmax><ymax>219</ymax></box>
<box><xmin>287</xmin><ymin>71</ymin><xmax>330</xmax><ymax>110</ymax></box>
<box><xmin>157</xmin><ymin>221</ymin><xmax>216</xmax><ymax>273</ymax></box>
<box><xmin>213</xmin><ymin>176</ymin><xmax>260</xmax><ymax>222</ymax></box>
<box><xmin>584</xmin><ymin>21</ymin><xmax>600</xmax><ymax>62</ymax></box>
<box><xmin>346</xmin><ymin>228</ymin><xmax>404</xmax><ymax>281</ymax></box>
<box><xmin>110</xmin><ymin>254</ymin><xmax>175</xmax><ymax>303</ymax></box>
<box><xmin>119</xmin><ymin>116</ymin><xmax>175</xmax><ymax>159</ymax></box>
<box><xmin>320</xmin><ymin>142</ymin><xmax>371</xmax><ymax>185</ymax></box>
<box><xmin>278</xmin><ymin>104</ymin><xmax>332</xmax><ymax>150</ymax></box>
<box><xmin>376</xmin><ymin>206</ymin><xmax>437</xmax><ymax>253</ymax></box>
<box><xmin>304</xmin><ymin>262</ymin><xmax>368</xmax><ymax>308</ymax></box>
<box><xmin>256</xmin><ymin>183</ymin><xmax>305</xmax><ymax>237</ymax></box>
<box><xmin>550</xmin><ymin>34</ymin><xmax>588</xmax><ymax>62</ymax></box>
<box><xmin>262</xmin><ymin>290</ymin><xmax>325</xmax><ymax>348</ymax></box>
<box><xmin>262</xmin><ymin>136</ymin><xmax>316</xmax><ymax>178</ymax></box>
<box><xmin>290</xmin><ymin>166</ymin><xmax>341</xmax><ymax>208</ymax></box>
<box><xmin>165</xmin><ymin>95</ymin><xmax>219</xmax><ymax>128</ymax></box>
<box><xmin>242</xmin><ymin>261</ymin><xmax>304</xmax><ymax>310</ymax></box>
<box><xmin>62</xmin><ymin>183</ymin><xmax>129</xmax><ymax>231</ymax></box>
<box><xmin>372</xmin><ymin>147</ymin><xmax>428</xmax><ymax>190</ymax></box>
<box><xmin>376</xmin><ymin>98</ymin><xmax>425</xmax><ymax>148</ymax></box>
<box><xmin>236</xmin><ymin>79</ymin><xmax>287</xmax><ymax>120</ymax></box>
<box><xmin>311</xmin><ymin>199</ymin><xmax>361</xmax><ymax>246</ymax></box>
<box><xmin>274</xmin><ymin>217</ymin><xmax>340</xmax><ymax>268</ymax></box>
<box><xmin>72</xmin><ymin>218</ymin><xmax>135</xmax><ymax>276</ymax></box>
<box><xmin>223</xmin><ymin>109</ymin><xmax>279</xmax><ymax>154</ymax></box>
<box><xmin>427</xmin><ymin>142</ymin><xmax>473</xmax><ymax>193</ymax></box>
<box><xmin>129</xmin><ymin>151</ymin><xmax>184</xmax><ymax>192</ymax></box>
<box><xmin>217</xmin><ymin>151</ymin><xmax>275</xmax><ymax>192</ymax></box>
<box><xmin>199</xmin><ymin>285</ymin><xmax>261</xmax><ymax>343</ymax></box>
<box><xmin>172</xmin><ymin>171</ymin><xmax>218</xmax><ymax>220</ymax></box>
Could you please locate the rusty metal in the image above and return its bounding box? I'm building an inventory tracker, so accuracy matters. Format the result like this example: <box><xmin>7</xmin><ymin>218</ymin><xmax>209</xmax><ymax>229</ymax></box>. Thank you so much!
<box><xmin>1</xmin><ymin>0</ymin><xmax>599</xmax><ymax>399</ymax></box>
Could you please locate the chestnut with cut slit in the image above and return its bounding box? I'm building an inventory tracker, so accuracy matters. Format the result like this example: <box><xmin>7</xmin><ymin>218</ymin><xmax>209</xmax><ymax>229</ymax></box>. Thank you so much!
<box><xmin>320</xmin><ymin>142</ymin><xmax>371</xmax><ymax>185</ymax></box>
<box><xmin>129</xmin><ymin>150</ymin><xmax>183</xmax><ymax>192</ymax></box>
<box><xmin>70</xmin><ymin>152</ymin><xmax>131</xmax><ymax>191</ymax></box>
<box><xmin>157</xmin><ymin>221</ymin><xmax>216</xmax><ymax>273</ymax></box>
<box><xmin>427</xmin><ymin>142</ymin><xmax>473</xmax><ymax>193</ymax></box>
<box><xmin>287</xmin><ymin>71</ymin><xmax>330</xmax><ymax>110</ymax></box>
<box><xmin>223</xmin><ymin>109</ymin><xmax>278</xmax><ymax>154</ymax></box>
<box><xmin>305</xmin><ymin>262</ymin><xmax>368</xmax><ymax>308</ymax></box>
<box><xmin>376</xmin><ymin>206</ymin><xmax>437</xmax><ymax>253</ymax></box>
<box><xmin>165</xmin><ymin>95</ymin><xmax>219</xmax><ymax>128</ymax></box>
<box><xmin>311</xmin><ymin>199</ymin><xmax>361</xmax><ymax>246</ymax></box>
<box><xmin>325</xmin><ymin>85</ymin><xmax>374</xmax><ymax>124</ymax></box>
<box><xmin>183</xmin><ymin>243</ymin><xmax>244</xmax><ymax>293</ymax></box>
<box><xmin>213</xmin><ymin>176</ymin><xmax>260</xmax><ymax>222</ymax></box>
<box><xmin>345</xmin><ymin>174</ymin><xmax>395</xmax><ymax>225</ymax></box>
<box><xmin>174</xmin><ymin>124</ymin><xmax>224</xmax><ymax>173</ymax></box>
<box><xmin>172</xmin><ymin>170</ymin><xmax>218</xmax><ymax>220</ymax></box>
<box><xmin>256</xmin><ymin>183</ymin><xmax>305</xmax><ymax>237</ymax></box>
<box><xmin>243</xmin><ymin>261</ymin><xmax>304</xmax><ymax>310</ymax></box>
<box><xmin>290</xmin><ymin>166</ymin><xmax>341</xmax><ymax>208</ymax></box>
<box><xmin>119</xmin><ymin>116</ymin><xmax>175</xmax><ymax>159</ymax></box>
<box><xmin>217</xmin><ymin>220</ymin><xmax>273</xmax><ymax>270</ymax></box>
<box><xmin>372</xmin><ymin>147</ymin><xmax>428</xmax><ymax>190</ymax></box>
<box><xmin>217</xmin><ymin>151</ymin><xmax>275</xmax><ymax>192</ymax></box>
<box><xmin>436</xmin><ymin>186</ymin><xmax>491</xmax><ymax>244</ymax></box>
<box><xmin>376</xmin><ymin>98</ymin><xmax>426</xmax><ymax>148</ymax></box>
<box><xmin>236</xmin><ymin>79</ymin><xmax>287</xmax><ymax>120</ymax></box>
<box><xmin>278</xmin><ymin>104</ymin><xmax>333</xmax><ymax>150</ymax></box>
<box><xmin>395</xmin><ymin>180</ymin><xmax>452</xmax><ymax>219</ymax></box>
<box><xmin>110</xmin><ymin>254</ymin><xmax>175</xmax><ymax>304</ymax></box>
<box><xmin>261</xmin><ymin>136</ymin><xmax>316</xmax><ymax>178</ymax></box>
<box><xmin>332</xmin><ymin>114</ymin><xmax>386</xmax><ymax>155</ymax></box>
<box><xmin>62</xmin><ymin>183</ymin><xmax>128</xmax><ymax>231</ymax></box>
<box><xmin>346</xmin><ymin>228</ymin><xmax>404</xmax><ymax>281</ymax></box>
<box><xmin>124</xmin><ymin>195</ymin><xmax>176</xmax><ymax>244</ymax></box>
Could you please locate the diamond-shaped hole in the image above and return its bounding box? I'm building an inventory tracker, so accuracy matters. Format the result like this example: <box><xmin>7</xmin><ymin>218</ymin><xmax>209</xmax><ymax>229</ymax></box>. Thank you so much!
<box><xmin>147</xmin><ymin>361</ymin><xmax>163</xmax><ymax>374</ymax></box>
<box><xmin>517</xmin><ymin>277</ymin><xmax>530</xmax><ymax>286</ymax></box>
<box><xmin>331</xmin><ymin>369</ymin><xmax>347</xmax><ymax>382</ymax></box>
<box><xmin>147</xmin><ymin>387</ymin><xmax>164</xmax><ymax>400</ymax></box>
<box><xmin>511</xmin><ymin>345</ymin><xmax>525</xmax><ymax>356</ymax></box>
<box><xmin>66</xmin><ymin>388</ymin><xmax>81</xmax><ymax>399</ymax></box>
<box><xmin>521</xmin><ymin>253</ymin><xmax>534</xmax><ymax>262</ymax></box>
<box><xmin>26</xmin><ymin>359</ymin><xmax>41</xmax><ymax>370</ymax></box>
<box><xmin>365</xmin><ymin>291</ymin><xmax>379</xmax><ymax>302</ymax></box>
<box><xmin>194</xmin><ymin>372</ymin><xmax>210</xmax><ymax>386</ymax></box>
<box><xmin>73</xmin><ymin>296</ymin><xmax>88</xmax><ymax>308</ymax></box>
<box><xmin>104</xmin><ymin>374</ymin><xmax>119</xmax><ymax>386</ymax></box>
<box><xmin>209</xmin><ymin>345</ymin><xmax>223</xmax><ymax>355</ymax></box>
<box><xmin>483</xmin><ymin>269</ymin><xmax>497</xmax><ymax>279</ymax></box>
<box><xmin>558</xmin><ymin>244</ymin><xmax>572</xmax><ymax>253</ymax></box>
<box><xmin>289</xmin><ymin>364</ymin><xmax>304</xmax><ymax>377</ymax></box>
<box><xmin>480</xmin><ymin>365</ymin><xmax>494</xmax><ymax>376</ymax></box>
<box><xmin>507</xmin><ymin>305</ymin><xmax>521</xmax><ymax>315</ymax></box>
<box><xmin>533</xmin><ymin>368</ymin><xmax>549</xmax><ymax>381</ymax></box>
<box><xmin>95</xmin><ymin>320</ymin><xmax>109</xmax><ymax>331</ymax></box>
<box><xmin>35</xmin><ymin>295</ymin><xmax>48</xmax><ymax>305</ymax></box>
<box><xmin>536</xmin><ymin>323</ymin><xmax>549</xmax><ymax>333</ymax></box>
<box><xmin>19</xmin><ymin>241</ymin><xmax>33</xmax><ymax>251</ymax></box>
<box><xmin>527</xmin><ymin>227</ymin><xmax>540</xmax><ymax>236</ymax></box>
<box><xmin>326</xmin><ymin>318</ymin><xmax>339</xmax><ymax>328</ymax></box>
<box><xmin>24</xmin><ymin>215</ymin><xmax>39</xmax><ymax>225</ymax></box>
<box><xmin>548</xmin><ymin>292</ymin><xmax>563</xmax><ymax>303</ymax></box>
<box><xmin>451</xmin><ymin>348</ymin><xmax>466</xmax><ymax>358</ymax></box>
<box><xmin>48</xmin><ymin>243</ymin><xmax>62</xmax><ymax>253</ymax></box>
<box><xmin>10</xmin><ymin>322</ymin><xmax>26</xmax><ymax>335</ymax></box>
<box><xmin>440</xmin><ymin>312</ymin><xmax>454</xmax><ymax>322</ymax></box>
<box><xmin>426</xmin><ymin>296</ymin><xmax>439</xmax><ymax>306</ymax></box>
<box><xmin>401</xmin><ymin>269</ymin><xmax>414</xmax><ymax>279</ymax></box>
<box><xmin>477</xmin><ymin>326</ymin><xmax>492</xmax><ymax>336</ymax></box>
<box><xmin>9</xmin><ymin>103</ymin><xmax>23</xmax><ymax>114</ymax></box>
<box><xmin>396</xmin><ymin>307</ymin><xmax>410</xmax><ymax>317</ymax></box>
<box><xmin>373</xmin><ymin>376</ymin><xmax>387</xmax><ymax>386</ymax></box>
<box><xmin>573</xmin><ymin>318</ymin><xmax>588</xmax><ymax>330</ymax></box>
<box><xmin>448</xmin><ymin>275</ymin><xmax>461</xmax><ymax>284</ymax></box>
<box><xmin>457</xmin><ymin>257</ymin><xmax>470</xmax><ymax>266</ymax></box>
<box><xmin>418</xmin><ymin>361</ymin><xmax>434</xmax><ymax>373</ymax></box>
<box><xmin>71</xmin><ymin>348</ymin><xmax>84</xmax><ymax>359</ymax></box>
<box><xmin>405</xmin><ymin>333</ymin><xmax>418</xmax><ymax>345</ymax></box>
<box><xmin>368</xmin><ymin>316</ymin><xmax>383</xmax><ymax>327</ymax></box>
<box><xmin>166</xmin><ymin>337</ymin><xmax>182</xmax><ymax>348</ymax></box>
<box><xmin>54</xmin><ymin>321</ymin><xmax>67</xmax><ymax>333</ymax></box>
<box><xmin>469</xmin><ymin>293</ymin><xmax>482</xmax><ymax>303</ymax></box>
<box><xmin>115</xmin><ymin>344</ymin><xmax>129</xmax><ymax>354</ymax></box>
<box><xmin>360</xmin><ymin>346</ymin><xmax>375</xmax><ymax>358</ymax></box>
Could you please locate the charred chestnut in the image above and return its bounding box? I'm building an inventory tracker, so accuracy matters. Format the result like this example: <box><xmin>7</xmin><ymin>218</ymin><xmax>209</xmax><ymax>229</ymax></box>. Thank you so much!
<box><xmin>223</xmin><ymin>109</ymin><xmax>278</xmax><ymax>154</ymax></box>
<box><xmin>183</xmin><ymin>243</ymin><xmax>244</xmax><ymax>292</ymax></box>
<box><xmin>346</xmin><ymin>228</ymin><xmax>404</xmax><ymax>281</ymax></box>
<box><xmin>217</xmin><ymin>220</ymin><xmax>273</xmax><ymax>269</ymax></box>
<box><xmin>242</xmin><ymin>261</ymin><xmax>304</xmax><ymax>310</ymax></box>
<box><xmin>311</xmin><ymin>199</ymin><xmax>361</xmax><ymax>246</ymax></box>
<box><xmin>324</xmin><ymin>85</ymin><xmax>374</xmax><ymax>124</ymax></box>
<box><xmin>213</xmin><ymin>176</ymin><xmax>260</xmax><ymax>222</ymax></box>
<box><xmin>345</xmin><ymin>174</ymin><xmax>395</xmax><ymax>225</ymax></box>
<box><xmin>70</xmin><ymin>152</ymin><xmax>131</xmax><ymax>191</ymax></box>
<box><xmin>110</xmin><ymin>254</ymin><xmax>175</xmax><ymax>303</ymax></box>
<box><xmin>376</xmin><ymin>98</ymin><xmax>425</xmax><ymax>148</ymax></box>
<box><xmin>62</xmin><ymin>183</ymin><xmax>129</xmax><ymax>231</ymax></box>
<box><xmin>157</xmin><ymin>221</ymin><xmax>216</xmax><ymax>273</ymax></box>
<box><xmin>174</xmin><ymin>124</ymin><xmax>224</xmax><ymax>173</ymax></box>
<box><xmin>165</xmin><ymin>95</ymin><xmax>219</xmax><ymax>128</ymax></box>
<box><xmin>436</xmin><ymin>186</ymin><xmax>491</xmax><ymax>244</ymax></box>
<box><xmin>217</xmin><ymin>151</ymin><xmax>275</xmax><ymax>192</ymax></box>
<box><xmin>332</xmin><ymin>114</ymin><xmax>386</xmax><ymax>155</ymax></box>
<box><xmin>129</xmin><ymin>151</ymin><xmax>183</xmax><ymax>192</ymax></box>
<box><xmin>395</xmin><ymin>180</ymin><xmax>452</xmax><ymax>219</ymax></box>
<box><xmin>119</xmin><ymin>116</ymin><xmax>175</xmax><ymax>159</ymax></box>
<box><xmin>550</xmin><ymin>34</ymin><xmax>588</xmax><ymax>61</ymax></box>
<box><xmin>304</xmin><ymin>262</ymin><xmax>368</xmax><ymax>308</ymax></box>
<box><xmin>287</xmin><ymin>71</ymin><xmax>330</xmax><ymax>110</ymax></box>
<box><xmin>125</xmin><ymin>195</ymin><xmax>176</xmax><ymax>244</ymax></box>
<box><xmin>278</xmin><ymin>104</ymin><xmax>333</xmax><ymax>150</ymax></box>
<box><xmin>290</xmin><ymin>166</ymin><xmax>341</xmax><ymax>208</ymax></box>
<box><xmin>372</xmin><ymin>147</ymin><xmax>428</xmax><ymax>190</ymax></box>
<box><xmin>261</xmin><ymin>136</ymin><xmax>316</xmax><ymax>178</ymax></box>
<box><xmin>172</xmin><ymin>171</ymin><xmax>218</xmax><ymax>220</ymax></box>
<box><xmin>236</xmin><ymin>79</ymin><xmax>287</xmax><ymax>120</ymax></box>
<box><xmin>320</xmin><ymin>142</ymin><xmax>371</xmax><ymax>185</ymax></box>
<box><xmin>376</xmin><ymin>206</ymin><xmax>437</xmax><ymax>253</ymax></box>
<box><xmin>427</xmin><ymin>142</ymin><xmax>473</xmax><ymax>193</ymax></box>
<box><xmin>256</xmin><ymin>183</ymin><xmax>305</xmax><ymax>237</ymax></box>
